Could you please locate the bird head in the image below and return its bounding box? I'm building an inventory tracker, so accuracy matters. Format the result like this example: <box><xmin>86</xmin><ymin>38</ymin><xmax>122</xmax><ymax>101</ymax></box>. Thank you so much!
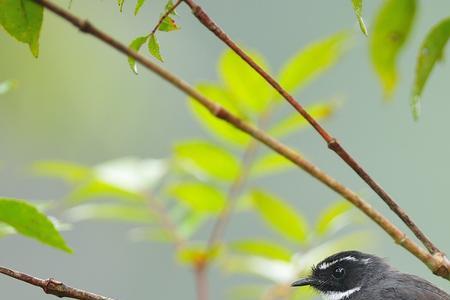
<box><xmin>291</xmin><ymin>251</ymin><xmax>385</xmax><ymax>299</ymax></box>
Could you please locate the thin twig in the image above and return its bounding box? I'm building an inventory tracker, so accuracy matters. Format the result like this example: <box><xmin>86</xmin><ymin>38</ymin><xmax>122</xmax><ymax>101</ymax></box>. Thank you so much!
<box><xmin>0</xmin><ymin>267</ymin><xmax>115</xmax><ymax>300</ymax></box>
<box><xmin>147</xmin><ymin>194</ymin><xmax>186</xmax><ymax>250</ymax></box>
<box><xmin>33</xmin><ymin>0</ymin><xmax>450</xmax><ymax>280</ymax></box>
<box><xmin>150</xmin><ymin>0</ymin><xmax>182</xmax><ymax>35</ymax></box>
<box><xmin>181</xmin><ymin>0</ymin><xmax>440</xmax><ymax>256</ymax></box>
<box><xmin>207</xmin><ymin>108</ymin><xmax>274</xmax><ymax>248</ymax></box>
<box><xmin>194</xmin><ymin>264</ymin><xmax>208</xmax><ymax>300</ymax></box>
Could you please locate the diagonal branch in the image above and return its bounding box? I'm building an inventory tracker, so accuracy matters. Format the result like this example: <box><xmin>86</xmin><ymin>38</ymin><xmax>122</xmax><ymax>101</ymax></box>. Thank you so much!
<box><xmin>0</xmin><ymin>266</ymin><xmax>115</xmax><ymax>300</ymax></box>
<box><xmin>181</xmin><ymin>0</ymin><xmax>440</xmax><ymax>256</ymax></box>
<box><xmin>33</xmin><ymin>0</ymin><xmax>450</xmax><ymax>281</ymax></box>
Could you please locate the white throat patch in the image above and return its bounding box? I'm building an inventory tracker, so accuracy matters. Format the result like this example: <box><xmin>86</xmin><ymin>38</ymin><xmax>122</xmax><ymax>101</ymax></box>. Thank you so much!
<box><xmin>322</xmin><ymin>287</ymin><xmax>361</xmax><ymax>300</ymax></box>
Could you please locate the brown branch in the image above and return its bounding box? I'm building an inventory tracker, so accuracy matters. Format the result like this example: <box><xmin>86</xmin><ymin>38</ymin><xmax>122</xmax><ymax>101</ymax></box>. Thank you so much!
<box><xmin>150</xmin><ymin>0</ymin><xmax>182</xmax><ymax>35</ymax></box>
<box><xmin>0</xmin><ymin>267</ymin><xmax>115</xmax><ymax>300</ymax></box>
<box><xmin>193</xmin><ymin>264</ymin><xmax>208</xmax><ymax>300</ymax></box>
<box><xmin>33</xmin><ymin>0</ymin><xmax>450</xmax><ymax>281</ymax></box>
<box><xmin>181</xmin><ymin>0</ymin><xmax>440</xmax><ymax>256</ymax></box>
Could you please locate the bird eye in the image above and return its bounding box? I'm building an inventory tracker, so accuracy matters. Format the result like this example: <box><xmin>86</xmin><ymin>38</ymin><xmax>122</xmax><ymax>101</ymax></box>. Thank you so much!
<box><xmin>333</xmin><ymin>267</ymin><xmax>346</xmax><ymax>279</ymax></box>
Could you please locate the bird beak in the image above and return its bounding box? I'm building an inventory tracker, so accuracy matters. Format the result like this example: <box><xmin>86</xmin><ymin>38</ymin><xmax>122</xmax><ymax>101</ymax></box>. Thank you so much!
<box><xmin>291</xmin><ymin>277</ymin><xmax>317</xmax><ymax>287</ymax></box>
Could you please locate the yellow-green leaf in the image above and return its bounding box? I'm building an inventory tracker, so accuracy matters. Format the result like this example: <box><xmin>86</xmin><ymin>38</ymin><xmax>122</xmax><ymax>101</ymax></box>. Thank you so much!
<box><xmin>33</xmin><ymin>161</ymin><xmax>92</xmax><ymax>183</ymax></box>
<box><xmin>177</xmin><ymin>243</ymin><xmax>222</xmax><ymax>265</ymax></box>
<box><xmin>94</xmin><ymin>157</ymin><xmax>167</xmax><ymax>193</ymax></box>
<box><xmin>165</xmin><ymin>0</ymin><xmax>178</xmax><ymax>16</ymax></box>
<box><xmin>148</xmin><ymin>34</ymin><xmax>163</xmax><ymax>62</ymax></box>
<box><xmin>189</xmin><ymin>83</ymin><xmax>250</xmax><ymax>146</ymax></box>
<box><xmin>0</xmin><ymin>80</ymin><xmax>17</xmax><ymax>95</ymax></box>
<box><xmin>230</xmin><ymin>239</ymin><xmax>292</xmax><ymax>261</ymax></box>
<box><xmin>174</xmin><ymin>140</ymin><xmax>240</xmax><ymax>181</ymax></box>
<box><xmin>118</xmin><ymin>0</ymin><xmax>125</xmax><ymax>12</ymax></box>
<box><xmin>67</xmin><ymin>180</ymin><xmax>145</xmax><ymax>203</ymax></box>
<box><xmin>412</xmin><ymin>17</ymin><xmax>450</xmax><ymax>119</ymax></box>
<box><xmin>128</xmin><ymin>35</ymin><xmax>148</xmax><ymax>74</ymax></box>
<box><xmin>315</xmin><ymin>200</ymin><xmax>353</xmax><ymax>236</ymax></box>
<box><xmin>251</xmin><ymin>153</ymin><xmax>293</xmax><ymax>177</ymax></box>
<box><xmin>0</xmin><ymin>0</ymin><xmax>43</xmax><ymax>57</ymax></box>
<box><xmin>279</xmin><ymin>32</ymin><xmax>350</xmax><ymax>94</ymax></box>
<box><xmin>250</xmin><ymin>190</ymin><xmax>309</xmax><ymax>243</ymax></box>
<box><xmin>351</xmin><ymin>0</ymin><xmax>368</xmax><ymax>36</ymax></box>
<box><xmin>134</xmin><ymin>0</ymin><xmax>147</xmax><ymax>15</ymax></box>
<box><xmin>269</xmin><ymin>101</ymin><xmax>337</xmax><ymax>138</ymax></box>
<box><xmin>158</xmin><ymin>16</ymin><xmax>179</xmax><ymax>32</ymax></box>
<box><xmin>370</xmin><ymin>0</ymin><xmax>417</xmax><ymax>98</ymax></box>
<box><xmin>227</xmin><ymin>285</ymin><xmax>265</xmax><ymax>300</ymax></box>
<box><xmin>0</xmin><ymin>198</ymin><xmax>72</xmax><ymax>252</ymax></box>
<box><xmin>176</xmin><ymin>211</ymin><xmax>207</xmax><ymax>239</ymax></box>
<box><xmin>66</xmin><ymin>203</ymin><xmax>154</xmax><ymax>224</ymax></box>
<box><xmin>219</xmin><ymin>49</ymin><xmax>273</xmax><ymax>114</ymax></box>
<box><xmin>169</xmin><ymin>182</ymin><xmax>226</xmax><ymax>213</ymax></box>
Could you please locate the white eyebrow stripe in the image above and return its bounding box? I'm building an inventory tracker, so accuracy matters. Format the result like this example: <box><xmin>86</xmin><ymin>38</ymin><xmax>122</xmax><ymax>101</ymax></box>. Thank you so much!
<box><xmin>317</xmin><ymin>256</ymin><xmax>370</xmax><ymax>270</ymax></box>
<box><xmin>323</xmin><ymin>287</ymin><xmax>361</xmax><ymax>300</ymax></box>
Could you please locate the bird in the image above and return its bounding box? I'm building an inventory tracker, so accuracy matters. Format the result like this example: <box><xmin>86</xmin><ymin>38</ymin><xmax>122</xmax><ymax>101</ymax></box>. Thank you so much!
<box><xmin>291</xmin><ymin>250</ymin><xmax>450</xmax><ymax>300</ymax></box>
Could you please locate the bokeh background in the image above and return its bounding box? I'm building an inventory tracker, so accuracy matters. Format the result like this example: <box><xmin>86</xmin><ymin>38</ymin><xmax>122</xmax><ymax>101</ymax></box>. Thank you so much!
<box><xmin>1</xmin><ymin>0</ymin><xmax>450</xmax><ymax>298</ymax></box>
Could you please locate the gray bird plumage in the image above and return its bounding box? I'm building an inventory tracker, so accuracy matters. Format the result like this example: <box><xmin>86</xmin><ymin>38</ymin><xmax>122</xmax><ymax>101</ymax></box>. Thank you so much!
<box><xmin>291</xmin><ymin>250</ymin><xmax>450</xmax><ymax>300</ymax></box>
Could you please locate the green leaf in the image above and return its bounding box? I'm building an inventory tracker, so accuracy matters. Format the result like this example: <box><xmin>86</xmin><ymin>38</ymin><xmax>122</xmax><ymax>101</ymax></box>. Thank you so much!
<box><xmin>227</xmin><ymin>285</ymin><xmax>265</xmax><ymax>300</ymax></box>
<box><xmin>250</xmin><ymin>190</ymin><xmax>309</xmax><ymax>243</ymax></box>
<box><xmin>148</xmin><ymin>34</ymin><xmax>163</xmax><ymax>62</ymax></box>
<box><xmin>128</xmin><ymin>35</ymin><xmax>149</xmax><ymax>74</ymax></box>
<box><xmin>0</xmin><ymin>80</ymin><xmax>17</xmax><ymax>95</ymax></box>
<box><xmin>189</xmin><ymin>83</ymin><xmax>250</xmax><ymax>146</ymax></box>
<box><xmin>94</xmin><ymin>157</ymin><xmax>167</xmax><ymax>193</ymax></box>
<box><xmin>0</xmin><ymin>0</ymin><xmax>43</xmax><ymax>57</ymax></box>
<box><xmin>68</xmin><ymin>180</ymin><xmax>145</xmax><ymax>203</ymax></box>
<box><xmin>269</xmin><ymin>101</ymin><xmax>338</xmax><ymax>138</ymax></box>
<box><xmin>251</xmin><ymin>152</ymin><xmax>293</xmax><ymax>177</ymax></box>
<box><xmin>351</xmin><ymin>0</ymin><xmax>368</xmax><ymax>36</ymax></box>
<box><xmin>169</xmin><ymin>182</ymin><xmax>226</xmax><ymax>214</ymax></box>
<box><xmin>278</xmin><ymin>32</ymin><xmax>350</xmax><ymax>94</ymax></box>
<box><xmin>0</xmin><ymin>198</ymin><xmax>72</xmax><ymax>252</ymax></box>
<box><xmin>411</xmin><ymin>17</ymin><xmax>450</xmax><ymax>119</ymax></box>
<box><xmin>230</xmin><ymin>239</ymin><xmax>292</xmax><ymax>261</ymax></box>
<box><xmin>176</xmin><ymin>210</ymin><xmax>207</xmax><ymax>239</ymax></box>
<box><xmin>165</xmin><ymin>0</ymin><xmax>178</xmax><ymax>16</ymax></box>
<box><xmin>0</xmin><ymin>223</ymin><xmax>15</xmax><ymax>238</ymax></box>
<box><xmin>118</xmin><ymin>0</ymin><xmax>125</xmax><ymax>12</ymax></box>
<box><xmin>174</xmin><ymin>140</ymin><xmax>240</xmax><ymax>181</ymax></box>
<box><xmin>33</xmin><ymin>161</ymin><xmax>92</xmax><ymax>183</ymax></box>
<box><xmin>370</xmin><ymin>0</ymin><xmax>417</xmax><ymax>98</ymax></box>
<box><xmin>291</xmin><ymin>287</ymin><xmax>316</xmax><ymax>300</ymax></box>
<box><xmin>219</xmin><ymin>49</ymin><xmax>274</xmax><ymax>114</ymax></box>
<box><xmin>223</xmin><ymin>255</ymin><xmax>293</xmax><ymax>282</ymax></box>
<box><xmin>66</xmin><ymin>203</ymin><xmax>154</xmax><ymax>223</ymax></box>
<box><xmin>134</xmin><ymin>0</ymin><xmax>147</xmax><ymax>15</ymax></box>
<box><xmin>177</xmin><ymin>243</ymin><xmax>222</xmax><ymax>265</ymax></box>
<box><xmin>158</xmin><ymin>16</ymin><xmax>179</xmax><ymax>32</ymax></box>
<box><xmin>129</xmin><ymin>227</ymin><xmax>174</xmax><ymax>243</ymax></box>
<box><xmin>315</xmin><ymin>200</ymin><xmax>353</xmax><ymax>236</ymax></box>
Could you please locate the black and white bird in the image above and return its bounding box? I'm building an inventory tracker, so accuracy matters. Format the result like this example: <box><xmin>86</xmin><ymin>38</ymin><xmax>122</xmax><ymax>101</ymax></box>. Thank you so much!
<box><xmin>291</xmin><ymin>250</ymin><xmax>450</xmax><ymax>300</ymax></box>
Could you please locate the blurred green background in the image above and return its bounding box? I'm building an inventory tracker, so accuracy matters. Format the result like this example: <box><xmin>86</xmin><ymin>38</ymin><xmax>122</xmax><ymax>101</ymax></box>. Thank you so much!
<box><xmin>1</xmin><ymin>0</ymin><xmax>450</xmax><ymax>299</ymax></box>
